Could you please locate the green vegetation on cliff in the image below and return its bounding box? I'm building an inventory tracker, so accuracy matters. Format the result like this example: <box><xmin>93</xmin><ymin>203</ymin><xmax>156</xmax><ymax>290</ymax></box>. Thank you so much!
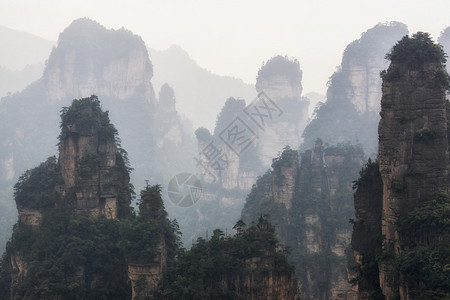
<box><xmin>241</xmin><ymin>143</ymin><xmax>364</xmax><ymax>299</ymax></box>
<box><xmin>257</xmin><ymin>55</ymin><xmax>302</xmax><ymax>86</ymax></box>
<box><xmin>396</xmin><ymin>192</ymin><xmax>450</xmax><ymax>299</ymax></box>
<box><xmin>352</xmin><ymin>32</ymin><xmax>450</xmax><ymax>299</ymax></box>
<box><xmin>1</xmin><ymin>96</ymin><xmax>297</xmax><ymax>299</ymax></box>
<box><xmin>59</xmin><ymin>95</ymin><xmax>118</xmax><ymax>142</ymax></box>
<box><xmin>351</xmin><ymin>159</ymin><xmax>384</xmax><ymax>300</ymax></box>
<box><xmin>301</xmin><ymin>22</ymin><xmax>408</xmax><ymax>156</ymax></box>
<box><xmin>0</xmin><ymin>97</ymin><xmax>180</xmax><ymax>299</ymax></box>
<box><xmin>154</xmin><ymin>216</ymin><xmax>295</xmax><ymax>299</ymax></box>
<box><xmin>386</xmin><ymin>32</ymin><xmax>447</xmax><ymax>64</ymax></box>
<box><xmin>14</xmin><ymin>156</ymin><xmax>62</xmax><ymax>209</ymax></box>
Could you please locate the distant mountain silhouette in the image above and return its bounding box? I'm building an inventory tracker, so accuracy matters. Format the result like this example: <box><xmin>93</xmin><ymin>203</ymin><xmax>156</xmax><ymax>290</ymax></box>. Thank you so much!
<box><xmin>149</xmin><ymin>45</ymin><xmax>255</xmax><ymax>130</ymax></box>
<box><xmin>0</xmin><ymin>25</ymin><xmax>53</xmax><ymax>70</ymax></box>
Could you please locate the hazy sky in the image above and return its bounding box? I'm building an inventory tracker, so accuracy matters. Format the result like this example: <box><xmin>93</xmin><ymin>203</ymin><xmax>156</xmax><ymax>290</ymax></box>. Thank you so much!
<box><xmin>1</xmin><ymin>0</ymin><xmax>449</xmax><ymax>95</ymax></box>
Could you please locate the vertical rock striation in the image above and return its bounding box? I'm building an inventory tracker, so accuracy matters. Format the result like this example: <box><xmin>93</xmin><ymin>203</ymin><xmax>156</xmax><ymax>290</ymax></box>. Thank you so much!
<box><xmin>352</xmin><ymin>32</ymin><xmax>450</xmax><ymax>300</ymax></box>
<box><xmin>378</xmin><ymin>32</ymin><xmax>450</xmax><ymax>299</ymax></box>
<box><xmin>242</xmin><ymin>140</ymin><xmax>364</xmax><ymax>299</ymax></box>
<box><xmin>302</xmin><ymin>22</ymin><xmax>408</xmax><ymax>155</ymax></box>
<box><xmin>256</xmin><ymin>55</ymin><xmax>309</xmax><ymax>167</ymax></box>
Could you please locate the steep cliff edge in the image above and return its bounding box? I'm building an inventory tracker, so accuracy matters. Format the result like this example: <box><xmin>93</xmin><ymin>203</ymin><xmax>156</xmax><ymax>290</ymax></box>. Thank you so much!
<box><xmin>241</xmin><ymin>141</ymin><xmax>364</xmax><ymax>299</ymax></box>
<box><xmin>0</xmin><ymin>96</ymin><xmax>178</xmax><ymax>299</ymax></box>
<box><xmin>302</xmin><ymin>22</ymin><xmax>408</xmax><ymax>155</ymax></box>
<box><xmin>352</xmin><ymin>32</ymin><xmax>450</xmax><ymax>299</ymax></box>
<box><xmin>0</xmin><ymin>18</ymin><xmax>197</xmax><ymax>252</ymax></box>
<box><xmin>44</xmin><ymin>18</ymin><xmax>153</xmax><ymax>103</ymax></box>
<box><xmin>155</xmin><ymin>217</ymin><xmax>299</xmax><ymax>299</ymax></box>
<box><xmin>256</xmin><ymin>55</ymin><xmax>309</xmax><ymax>166</ymax></box>
<box><xmin>351</xmin><ymin>160</ymin><xmax>383</xmax><ymax>299</ymax></box>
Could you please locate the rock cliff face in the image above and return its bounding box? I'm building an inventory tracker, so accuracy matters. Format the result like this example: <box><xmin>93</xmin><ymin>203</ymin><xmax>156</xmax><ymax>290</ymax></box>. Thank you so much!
<box><xmin>186</xmin><ymin>57</ymin><xmax>307</xmax><ymax>246</ymax></box>
<box><xmin>0</xmin><ymin>97</ymin><xmax>177</xmax><ymax>299</ymax></box>
<box><xmin>128</xmin><ymin>239</ymin><xmax>167</xmax><ymax>300</ymax></box>
<box><xmin>44</xmin><ymin>18</ymin><xmax>153</xmax><ymax>103</ymax></box>
<box><xmin>302</xmin><ymin>22</ymin><xmax>408</xmax><ymax>155</ymax></box>
<box><xmin>242</xmin><ymin>141</ymin><xmax>364</xmax><ymax>299</ymax></box>
<box><xmin>155</xmin><ymin>217</ymin><xmax>299</xmax><ymax>299</ymax></box>
<box><xmin>351</xmin><ymin>160</ymin><xmax>383</xmax><ymax>299</ymax></box>
<box><xmin>58</xmin><ymin>96</ymin><xmax>128</xmax><ymax>218</ymax></box>
<box><xmin>352</xmin><ymin>32</ymin><xmax>450</xmax><ymax>299</ymax></box>
<box><xmin>438</xmin><ymin>26</ymin><xmax>450</xmax><ymax>75</ymax></box>
<box><xmin>0</xmin><ymin>18</ymin><xmax>197</xmax><ymax>251</ymax></box>
<box><xmin>256</xmin><ymin>56</ymin><xmax>309</xmax><ymax>167</ymax></box>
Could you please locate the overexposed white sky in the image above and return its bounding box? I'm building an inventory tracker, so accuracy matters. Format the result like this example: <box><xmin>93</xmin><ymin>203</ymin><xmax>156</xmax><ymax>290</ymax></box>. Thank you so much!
<box><xmin>1</xmin><ymin>0</ymin><xmax>449</xmax><ymax>95</ymax></box>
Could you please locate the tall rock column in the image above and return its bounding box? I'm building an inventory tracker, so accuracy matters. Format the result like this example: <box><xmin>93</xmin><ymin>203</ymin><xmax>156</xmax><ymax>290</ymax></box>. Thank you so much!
<box><xmin>255</xmin><ymin>55</ymin><xmax>309</xmax><ymax>167</ymax></box>
<box><xmin>59</xmin><ymin>95</ymin><xmax>128</xmax><ymax>219</ymax></box>
<box><xmin>377</xmin><ymin>33</ymin><xmax>450</xmax><ymax>299</ymax></box>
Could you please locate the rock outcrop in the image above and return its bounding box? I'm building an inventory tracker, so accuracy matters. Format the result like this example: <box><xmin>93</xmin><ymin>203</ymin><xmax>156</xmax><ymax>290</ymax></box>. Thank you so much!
<box><xmin>302</xmin><ymin>22</ymin><xmax>408</xmax><ymax>155</ymax></box>
<box><xmin>155</xmin><ymin>217</ymin><xmax>300</xmax><ymax>299</ymax></box>
<box><xmin>44</xmin><ymin>18</ymin><xmax>153</xmax><ymax>103</ymax></box>
<box><xmin>0</xmin><ymin>18</ymin><xmax>197</xmax><ymax>251</ymax></box>
<box><xmin>0</xmin><ymin>96</ymin><xmax>178</xmax><ymax>299</ymax></box>
<box><xmin>58</xmin><ymin>96</ymin><xmax>129</xmax><ymax>218</ymax></box>
<box><xmin>242</xmin><ymin>141</ymin><xmax>364</xmax><ymax>299</ymax></box>
<box><xmin>255</xmin><ymin>55</ymin><xmax>309</xmax><ymax>167</ymax></box>
<box><xmin>186</xmin><ymin>56</ymin><xmax>308</xmax><ymax>246</ymax></box>
<box><xmin>352</xmin><ymin>32</ymin><xmax>450</xmax><ymax>299</ymax></box>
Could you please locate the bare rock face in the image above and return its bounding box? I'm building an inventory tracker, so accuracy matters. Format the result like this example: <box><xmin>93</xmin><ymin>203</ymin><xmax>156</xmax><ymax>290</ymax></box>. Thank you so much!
<box><xmin>58</xmin><ymin>96</ymin><xmax>130</xmax><ymax>219</ymax></box>
<box><xmin>232</xmin><ymin>257</ymin><xmax>299</xmax><ymax>300</ymax></box>
<box><xmin>352</xmin><ymin>32</ymin><xmax>450</xmax><ymax>300</ymax></box>
<box><xmin>242</xmin><ymin>141</ymin><xmax>364</xmax><ymax>300</ymax></box>
<box><xmin>44</xmin><ymin>18</ymin><xmax>153</xmax><ymax>103</ymax></box>
<box><xmin>272</xmin><ymin>148</ymin><xmax>299</xmax><ymax>210</ymax></box>
<box><xmin>128</xmin><ymin>239</ymin><xmax>167</xmax><ymax>300</ymax></box>
<box><xmin>351</xmin><ymin>160</ymin><xmax>384</xmax><ymax>299</ymax></box>
<box><xmin>255</xmin><ymin>56</ymin><xmax>309</xmax><ymax>168</ymax></box>
<box><xmin>302</xmin><ymin>22</ymin><xmax>408</xmax><ymax>155</ymax></box>
<box><xmin>378</xmin><ymin>36</ymin><xmax>450</xmax><ymax>300</ymax></box>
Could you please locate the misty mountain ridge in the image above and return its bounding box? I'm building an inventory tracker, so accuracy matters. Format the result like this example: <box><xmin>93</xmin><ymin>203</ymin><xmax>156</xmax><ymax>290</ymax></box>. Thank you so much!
<box><xmin>0</xmin><ymin>25</ymin><xmax>54</xmax><ymax>70</ymax></box>
<box><xmin>148</xmin><ymin>45</ymin><xmax>255</xmax><ymax>130</ymax></box>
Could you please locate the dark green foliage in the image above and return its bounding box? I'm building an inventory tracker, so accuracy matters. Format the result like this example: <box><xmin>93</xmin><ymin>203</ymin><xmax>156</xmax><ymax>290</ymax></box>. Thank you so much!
<box><xmin>386</xmin><ymin>32</ymin><xmax>447</xmax><ymax>64</ymax></box>
<box><xmin>350</xmin><ymin>158</ymin><xmax>384</xmax><ymax>298</ymax></box>
<box><xmin>242</xmin><ymin>170</ymin><xmax>286</xmax><ymax>226</ymax></box>
<box><xmin>394</xmin><ymin>192</ymin><xmax>450</xmax><ymax>298</ymax></box>
<box><xmin>398</xmin><ymin>192</ymin><xmax>450</xmax><ymax>245</ymax></box>
<box><xmin>0</xmin><ymin>96</ymin><xmax>183</xmax><ymax>299</ymax></box>
<box><xmin>396</xmin><ymin>245</ymin><xmax>450</xmax><ymax>299</ymax></box>
<box><xmin>78</xmin><ymin>152</ymin><xmax>100</xmax><ymax>178</ymax></box>
<box><xmin>0</xmin><ymin>252</ymin><xmax>11</xmax><ymax>299</ymax></box>
<box><xmin>257</xmin><ymin>55</ymin><xmax>302</xmax><ymax>86</ymax></box>
<box><xmin>271</xmin><ymin>146</ymin><xmax>296</xmax><ymax>170</ymax></box>
<box><xmin>121</xmin><ymin>185</ymin><xmax>181</xmax><ymax>264</ymax></box>
<box><xmin>2</xmin><ymin>184</ymin><xmax>181</xmax><ymax>299</ymax></box>
<box><xmin>14</xmin><ymin>156</ymin><xmax>62</xmax><ymax>209</ymax></box>
<box><xmin>380</xmin><ymin>68</ymin><xmax>402</xmax><ymax>82</ymax></box>
<box><xmin>155</xmin><ymin>217</ymin><xmax>294</xmax><ymax>299</ymax></box>
<box><xmin>9</xmin><ymin>209</ymin><xmax>131</xmax><ymax>300</ymax></box>
<box><xmin>352</xmin><ymin>158</ymin><xmax>379</xmax><ymax>190</ymax></box>
<box><xmin>113</xmin><ymin>149</ymin><xmax>135</xmax><ymax>218</ymax></box>
<box><xmin>242</xmin><ymin>143</ymin><xmax>363</xmax><ymax>297</ymax></box>
<box><xmin>59</xmin><ymin>95</ymin><xmax>117</xmax><ymax>142</ymax></box>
